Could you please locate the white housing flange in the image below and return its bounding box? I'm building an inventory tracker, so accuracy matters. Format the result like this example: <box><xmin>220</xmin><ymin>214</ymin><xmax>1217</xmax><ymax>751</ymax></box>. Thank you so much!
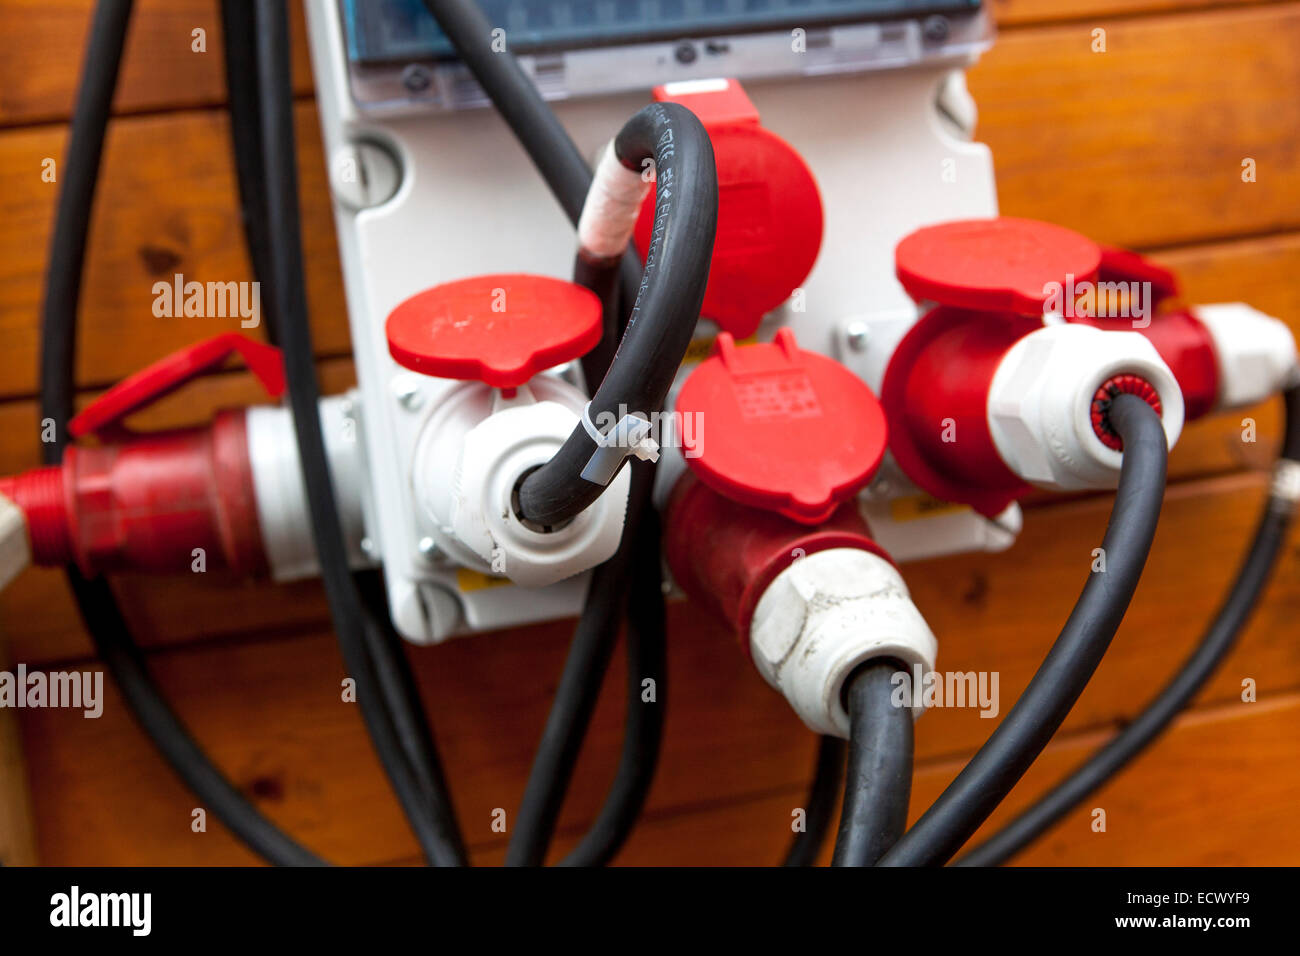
<box><xmin>749</xmin><ymin>548</ymin><xmax>938</xmax><ymax>738</ymax></box>
<box><xmin>988</xmin><ymin>323</ymin><xmax>1184</xmax><ymax>490</ymax></box>
<box><xmin>412</xmin><ymin>380</ymin><xmax>630</xmax><ymax>589</ymax></box>
<box><xmin>1194</xmin><ymin>303</ymin><xmax>1299</xmax><ymax>410</ymax></box>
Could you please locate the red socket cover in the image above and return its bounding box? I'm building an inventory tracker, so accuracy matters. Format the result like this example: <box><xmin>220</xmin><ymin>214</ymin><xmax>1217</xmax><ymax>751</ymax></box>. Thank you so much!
<box><xmin>675</xmin><ymin>328</ymin><xmax>888</xmax><ymax>525</ymax></box>
<box><xmin>386</xmin><ymin>274</ymin><xmax>602</xmax><ymax>388</ymax></box>
<box><xmin>895</xmin><ymin>217</ymin><xmax>1102</xmax><ymax>314</ymax></box>
<box><xmin>633</xmin><ymin>79</ymin><xmax>823</xmax><ymax>340</ymax></box>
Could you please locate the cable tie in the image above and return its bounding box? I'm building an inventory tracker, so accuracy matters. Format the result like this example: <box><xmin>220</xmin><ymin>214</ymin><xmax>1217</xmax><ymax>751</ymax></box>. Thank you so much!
<box><xmin>579</xmin><ymin>402</ymin><xmax>660</xmax><ymax>485</ymax></box>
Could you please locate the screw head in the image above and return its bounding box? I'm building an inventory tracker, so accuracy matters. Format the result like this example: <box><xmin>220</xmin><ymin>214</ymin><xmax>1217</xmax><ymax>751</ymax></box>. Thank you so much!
<box><xmin>391</xmin><ymin>373</ymin><xmax>425</xmax><ymax>411</ymax></box>
<box><xmin>922</xmin><ymin>15</ymin><xmax>950</xmax><ymax>43</ymax></box>
<box><xmin>845</xmin><ymin>321</ymin><xmax>870</xmax><ymax>352</ymax></box>
<box><xmin>329</xmin><ymin>141</ymin><xmax>401</xmax><ymax>211</ymax></box>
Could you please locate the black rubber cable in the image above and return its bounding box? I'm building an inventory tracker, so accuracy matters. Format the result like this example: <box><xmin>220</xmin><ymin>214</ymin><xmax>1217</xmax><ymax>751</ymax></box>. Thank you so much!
<box><xmin>254</xmin><ymin>0</ymin><xmax>467</xmax><ymax>867</ymax></box>
<box><xmin>783</xmin><ymin>736</ymin><xmax>847</xmax><ymax>867</ymax></box>
<box><xmin>231</xmin><ymin>0</ymin><xmax>464</xmax><ymax>864</ymax></box>
<box><xmin>558</xmin><ymin>503</ymin><xmax>668</xmax><ymax>867</ymax></box>
<box><xmin>505</xmin><ymin>457</ymin><xmax>659</xmax><ymax>866</ymax></box>
<box><xmin>878</xmin><ymin>393</ymin><xmax>1168</xmax><ymax>866</ymax></box>
<box><xmin>421</xmin><ymin>0</ymin><xmax>717</xmax><ymax>528</ymax></box>
<box><xmin>420</xmin><ymin>0</ymin><xmax>684</xmax><ymax>865</ymax></box>
<box><xmin>833</xmin><ymin>660</ymin><xmax>915</xmax><ymax>866</ymax></box>
<box><xmin>515</xmin><ymin>104</ymin><xmax>717</xmax><ymax>526</ymax></box>
<box><xmin>417</xmin><ymin>0</ymin><xmax>642</xmax><ymax>311</ymax></box>
<box><xmin>957</xmin><ymin>384</ymin><xmax>1300</xmax><ymax>867</ymax></box>
<box><xmin>218</xmin><ymin>0</ymin><xmax>278</xmax><ymax>346</ymax></box>
<box><xmin>39</xmin><ymin>0</ymin><xmax>324</xmax><ymax>866</ymax></box>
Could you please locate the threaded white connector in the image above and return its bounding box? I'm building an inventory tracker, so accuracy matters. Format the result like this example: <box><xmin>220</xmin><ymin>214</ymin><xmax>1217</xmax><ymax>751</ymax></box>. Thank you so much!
<box><xmin>988</xmin><ymin>323</ymin><xmax>1184</xmax><ymax>490</ymax></box>
<box><xmin>1193</xmin><ymin>303</ymin><xmax>1298</xmax><ymax>411</ymax></box>
<box><xmin>0</xmin><ymin>491</ymin><xmax>31</xmax><ymax>593</ymax></box>
<box><xmin>748</xmin><ymin>548</ymin><xmax>938</xmax><ymax>738</ymax></box>
<box><xmin>576</xmin><ymin>141</ymin><xmax>651</xmax><ymax>259</ymax></box>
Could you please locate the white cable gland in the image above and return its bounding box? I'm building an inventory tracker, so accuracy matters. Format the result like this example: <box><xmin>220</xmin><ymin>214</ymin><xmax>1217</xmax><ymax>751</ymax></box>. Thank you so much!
<box><xmin>1193</xmin><ymin>303</ymin><xmax>1298</xmax><ymax>411</ymax></box>
<box><xmin>415</xmin><ymin>381</ymin><xmax>630</xmax><ymax>589</ymax></box>
<box><xmin>749</xmin><ymin>548</ymin><xmax>939</xmax><ymax>738</ymax></box>
<box><xmin>987</xmin><ymin>323</ymin><xmax>1184</xmax><ymax>490</ymax></box>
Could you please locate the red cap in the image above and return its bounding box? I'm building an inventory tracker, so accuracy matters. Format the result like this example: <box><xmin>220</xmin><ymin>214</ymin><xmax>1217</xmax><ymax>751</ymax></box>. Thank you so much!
<box><xmin>675</xmin><ymin>328</ymin><xmax>888</xmax><ymax>524</ymax></box>
<box><xmin>896</xmin><ymin>217</ymin><xmax>1102</xmax><ymax>315</ymax></box>
<box><xmin>634</xmin><ymin>79</ymin><xmax>822</xmax><ymax>340</ymax></box>
<box><xmin>386</xmin><ymin>274</ymin><xmax>602</xmax><ymax>388</ymax></box>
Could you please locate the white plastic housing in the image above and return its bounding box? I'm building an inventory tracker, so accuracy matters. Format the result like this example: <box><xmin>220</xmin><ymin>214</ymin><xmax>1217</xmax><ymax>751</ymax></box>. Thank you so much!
<box><xmin>0</xmin><ymin>491</ymin><xmax>30</xmax><ymax>593</ymax></box>
<box><xmin>749</xmin><ymin>548</ymin><xmax>938</xmax><ymax>738</ymax></box>
<box><xmin>988</xmin><ymin>324</ymin><xmax>1185</xmax><ymax>490</ymax></box>
<box><xmin>1194</xmin><ymin>303</ymin><xmax>1299</xmax><ymax>410</ymax></box>
<box><xmin>246</xmin><ymin>393</ymin><xmax>372</xmax><ymax>581</ymax></box>
<box><xmin>411</xmin><ymin>381</ymin><xmax>630</xmax><ymax>589</ymax></box>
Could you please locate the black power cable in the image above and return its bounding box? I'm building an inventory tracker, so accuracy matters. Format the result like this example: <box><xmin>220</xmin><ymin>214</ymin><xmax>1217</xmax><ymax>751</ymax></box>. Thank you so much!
<box><xmin>515</xmin><ymin>105</ymin><xmax>717</xmax><ymax>526</ymax></box>
<box><xmin>420</xmin><ymin>0</ymin><xmax>704</xmax><ymax>865</ymax></box>
<box><xmin>957</xmin><ymin>384</ymin><xmax>1300</xmax><ymax>867</ymax></box>
<box><xmin>558</xmin><ymin>504</ymin><xmax>668</xmax><ymax>867</ymax></box>
<box><xmin>219</xmin><ymin>0</ymin><xmax>278</xmax><ymax>346</ymax></box>
<box><xmin>39</xmin><ymin>0</ymin><xmax>323</xmax><ymax>866</ymax></box>
<box><xmin>419</xmin><ymin>0</ymin><xmax>718</xmax><ymax>529</ymax></box>
<box><xmin>506</xmin><ymin>458</ymin><xmax>658</xmax><ymax>866</ymax></box>
<box><xmin>878</xmin><ymin>393</ymin><xmax>1168</xmax><ymax>866</ymax></box>
<box><xmin>253</xmin><ymin>0</ymin><xmax>466</xmax><ymax>867</ymax></box>
<box><xmin>833</xmin><ymin>660</ymin><xmax>915</xmax><ymax>866</ymax></box>
<box><xmin>783</xmin><ymin>736</ymin><xmax>847</xmax><ymax>867</ymax></box>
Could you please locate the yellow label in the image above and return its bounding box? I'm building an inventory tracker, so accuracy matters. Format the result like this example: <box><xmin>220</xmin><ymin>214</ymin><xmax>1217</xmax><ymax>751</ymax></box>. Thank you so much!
<box><xmin>682</xmin><ymin>332</ymin><xmax>759</xmax><ymax>366</ymax></box>
<box><xmin>455</xmin><ymin>568</ymin><xmax>512</xmax><ymax>592</ymax></box>
<box><xmin>889</xmin><ymin>494</ymin><xmax>970</xmax><ymax>522</ymax></box>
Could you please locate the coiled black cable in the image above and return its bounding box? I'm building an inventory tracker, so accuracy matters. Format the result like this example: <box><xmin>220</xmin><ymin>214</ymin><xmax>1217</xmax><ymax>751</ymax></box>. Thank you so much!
<box><xmin>254</xmin><ymin>0</ymin><xmax>466</xmax><ymax>867</ymax></box>
<box><xmin>515</xmin><ymin>105</ymin><xmax>717</xmax><ymax>526</ymax></box>
<box><xmin>506</xmin><ymin>458</ymin><xmax>659</xmax><ymax>866</ymax></box>
<box><xmin>957</xmin><ymin>384</ymin><xmax>1300</xmax><ymax>866</ymax></box>
<box><xmin>39</xmin><ymin>0</ymin><xmax>324</xmax><ymax>866</ymax></box>
<box><xmin>420</xmin><ymin>0</ymin><xmax>694</xmax><ymax>865</ymax></box>
<box><xmin>833</xmin><ymin>660</ymin><xmax>915</xmax><ymax>866</ymax></box>
<box><xmin>878</xmin><ymin>394</ymin><xmax>1168</xmax><ymax>866</ymax></box>
<box><xmin>557</xmin><ymin>504</ymin><xmax>668</xmax><ymax>867</ymax></box>
<box><xmin>783</xmin><ymin>736</ymin><xmax>847</xmax><ymax>867</ymax></box>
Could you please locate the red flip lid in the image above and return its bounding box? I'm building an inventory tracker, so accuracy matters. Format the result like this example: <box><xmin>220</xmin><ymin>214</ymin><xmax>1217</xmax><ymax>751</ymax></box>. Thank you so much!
<box><xmin>385</xmin><ymin>274</ymin><xmax>602</xmax><ymax>388</ymax></box>
<box><xmin>634</xmin><ymin>79</ymin><xmax>823</xmax><ymax>340</ymax></box>
<box><xmin>896</xmin><ymin>217</ymin><xmax>1102</xmax><ymax>315</ymax></box>
<box><xmin>675</xmin><ymin>328</ymin><xmax>888</xmax><ymax>525</ymax></box>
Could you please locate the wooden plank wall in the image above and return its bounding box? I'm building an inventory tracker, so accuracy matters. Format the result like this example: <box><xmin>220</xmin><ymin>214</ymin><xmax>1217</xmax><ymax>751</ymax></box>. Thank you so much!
<box><xmin>0</xmin><ymin>0</ymin><xmax>1297</xmax><ymax>865</ymax></box>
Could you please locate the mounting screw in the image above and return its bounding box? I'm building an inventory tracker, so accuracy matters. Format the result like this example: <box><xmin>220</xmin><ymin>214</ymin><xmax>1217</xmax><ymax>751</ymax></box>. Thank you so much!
<box><xmin>391</xmin><ymin>373</ymin><xmax>425</xmax><ymax>411</ymax></box>
<box><xmin>401</xmin><ymin>63</ymin><xmax>433</xmax><ymax>93</ymax></box>
<box><xmin>845</xmin><ymin>321</ymin><xmax>870</xmax><ymax>352</ymax></box>
<box><xmin>922</xmin><ymin>15</ymin><xmax>950</xmax><ymax>43</ymax></box>
<box><xmin>417</xmin><ymin>536</ymin><xmax>439</xmax><ymax>560</ymax></box>
<box><xmin>675</xmin><ymin>42</ymin><xmax>697</xmax><ymax>65</ymax></box>
<box><xmin>329</xmin><ymin>140</ymin><xmax>401</xmax><ymax>211</ymax></box>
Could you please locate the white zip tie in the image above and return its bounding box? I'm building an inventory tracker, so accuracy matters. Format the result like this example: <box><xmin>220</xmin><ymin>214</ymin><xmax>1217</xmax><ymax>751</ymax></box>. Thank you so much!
<box><xmin>579</xmin><ymin>401</ymin><xmax>660</xmax><ymax>485</ymax></box>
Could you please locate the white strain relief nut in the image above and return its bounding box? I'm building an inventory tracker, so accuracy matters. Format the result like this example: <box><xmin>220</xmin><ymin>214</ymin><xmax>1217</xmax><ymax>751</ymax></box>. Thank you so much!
<box><xmin>576</xmin><ymin>140</ymin><xmax>652</xmax><ymax>259</ymax></box>
<box><xmin>414</xmin><ymin>381</ymin><xmax>631</xmax><ymax>589</ymax></box>
<box><xmin>1193</xmin><ymin>303</ymin><xmax>1298</xmax><ymax>410</ymax></box>
<box><xmin>988</xmin><ymin>323</ymin><xmax>1184</xmax><ymax>490</ymax></box>
<box><xmin>749</xmin><ymin>548</ymin><xmax>938</xmax><ymax>738</ymax></box>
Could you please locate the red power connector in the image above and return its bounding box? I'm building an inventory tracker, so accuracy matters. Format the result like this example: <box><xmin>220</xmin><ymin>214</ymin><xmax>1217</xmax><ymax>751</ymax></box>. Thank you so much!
<box><xmin>0</xmin><ymin>334</ymin><xmax>282</xmax><ymax>577</ymax></box>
